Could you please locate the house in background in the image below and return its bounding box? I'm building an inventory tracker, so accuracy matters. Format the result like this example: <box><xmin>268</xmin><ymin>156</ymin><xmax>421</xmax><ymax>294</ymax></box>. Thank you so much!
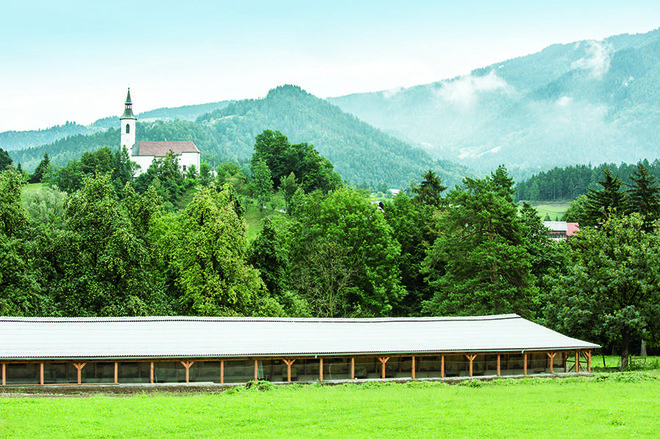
<box><xmin>543</xmin><ymin>221</ymin><xmax>579</xmax><ymax>240</ymax></box>
<box><xmin>120</xmin><ymin>89</ymin><xmax>200</xmax><ymax>176</ymax></box>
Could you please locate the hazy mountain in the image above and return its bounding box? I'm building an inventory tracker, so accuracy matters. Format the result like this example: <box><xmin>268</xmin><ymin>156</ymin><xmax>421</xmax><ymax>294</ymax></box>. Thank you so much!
<box><xmin>0</xmin><ymin>121</ymin><xmax>103</xmax><ymax>151</ymax></box>
<box><xmin>328</xmin><ymin>28</ymin><xmax>660</xmax><ymax>181</ymax></box>
<box><xmin>0</xmin><ymin>101</ymin><xmax>231</xmax><ymax>151</ymax></box>
<box><xmin>10</xmin><ymin>85</ymin><xmax>473</xmax><ymax>188</ymax></box>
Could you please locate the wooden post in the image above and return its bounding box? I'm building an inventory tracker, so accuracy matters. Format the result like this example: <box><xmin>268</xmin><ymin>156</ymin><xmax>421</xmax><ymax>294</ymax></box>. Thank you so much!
<box><xmin>441</xmin><ymin>355</ymin><xmax>445</xmax><ymax>378</ymax></box>
<box><xmin>378</xmin><ymin>357</ymin><xmax>389</xmax><ymax>379</ymax></box>
<box><xmin>40</xmin><ymin>363</ymin><xmax>44</xmax><ymax>385</ymax></box>
<box><xmin>283</xmin><ymin>359</ymin><xmax>295</xmax><ymax>382</ymax></box>
<box><xmin>524</xmin><ymin>353</ymin><xmax>528</xmax><ymax>375</ymax></box>
<box><xmin>220</xmin><ymin>360</ymin><xmax>224</xmax><ymax>384</ymax></box>
<box><xmin>150</xmin><ymin>362</ymin><xmax>154</xmax><ymax>383</ymax></box>
<box><xmin>585</xmin><ymin>351</ymin><xmax>592</xmax><ymax>373</ymax></box>
<box><xmin>114</xmin><ymin>362</ymin><xmax>118</xmax><ymax>384</ymax></box>
<box><xmin>412</xmin><ymin>356</ymin><xmax>416</xmax><ymax>379</ymax></box>
<box><xmin>254</xmin><ymin>360</ymin><xmax>258</xmax><ymax>381</ymax></box>
<box><xmin>319</xmin><ymin>358</ymin><xmax>323</xmax><ymax>382</ymax></box>
<box><xmin>546</xmin><ymin>353</ymin><xmax>557</xmax><ymax>374</ymax></box>
<box><xmin>181</xmin><ymin>361</ymin><xmax>194</xmax><ymax>383</ymax></box>
<box><xmin>497</xmin><ymin>355</ymin><xmax>501</xmax><ymax>376</ymax></box>
<box><xmin>575</xmin><ymin>351</ymin><xmax>580</xmax><ymax>373</ymax></box>
<box><xmin>466</xmin><ymin>355</ymin><xmax>477</xmax><ymax>377</ymax></box>
<box><xmin>73</xmin><ymin>363</ymin><xmax>86</xmax><ymax>385</ymax></box>
<box><xmin>351</xmin><ymin>358</ymin><xmax>355</xmax><ymax>380</ymax></box>
<box><xmin>1</xmin><ymin>363</ymin><xmax>5</xmax><ymax>386</ymax></box>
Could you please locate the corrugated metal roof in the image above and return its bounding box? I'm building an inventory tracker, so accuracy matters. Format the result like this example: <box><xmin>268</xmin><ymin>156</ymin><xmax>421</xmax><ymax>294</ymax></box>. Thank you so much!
<box><xmin>0</xmin><ymin>315</ymin><xmax>599</xmax><ymax>360</ymax></box>
<box><xmin>137</xmin><ymin>141</ymin><xmax>200</xmax><ymax>157</ymax></box>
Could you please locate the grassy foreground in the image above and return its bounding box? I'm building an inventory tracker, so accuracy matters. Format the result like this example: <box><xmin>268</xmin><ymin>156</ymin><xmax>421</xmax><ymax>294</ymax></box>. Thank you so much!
<box><xmin>1</xmin><ymin>374</ymin><xmax>659</xmax><ymax>438</ymax></box>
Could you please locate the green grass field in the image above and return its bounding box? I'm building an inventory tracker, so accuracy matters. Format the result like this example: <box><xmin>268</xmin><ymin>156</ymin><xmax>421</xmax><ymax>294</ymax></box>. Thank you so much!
<box><xmin>20</xmin><ymin>182</ymin><xmax>45</xmax><ymax>197</ymax></box>
<box><xmin>532</xmin><ymin>202</ymin><xmax>571</xmax><ymax>222</ymax></box>
<box><xmin>1</xmin><ymin>374</ymin><xmax>659</xmax><ymax>438</ymax></box>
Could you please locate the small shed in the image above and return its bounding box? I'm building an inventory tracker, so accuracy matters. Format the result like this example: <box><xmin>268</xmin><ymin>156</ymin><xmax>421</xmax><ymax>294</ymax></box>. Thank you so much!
<box><xmin>0</xmin><ymin>314</ymin><xmax>598</xmax><ymax>386</ymax></box>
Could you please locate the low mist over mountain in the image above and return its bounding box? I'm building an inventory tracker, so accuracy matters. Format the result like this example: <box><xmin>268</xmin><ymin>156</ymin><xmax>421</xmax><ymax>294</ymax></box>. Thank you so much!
<box><xmin>329</xmin><ymin>28</ymin><xmax>660</xmax><ymax>180</ymax></box>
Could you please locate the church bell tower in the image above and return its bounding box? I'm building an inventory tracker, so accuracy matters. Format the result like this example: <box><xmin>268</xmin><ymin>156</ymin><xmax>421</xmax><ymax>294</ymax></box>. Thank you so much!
<box><xmin>120</xmin><ymin>88</ymin><xmax>137</xmax><ymax>152</ymax></box>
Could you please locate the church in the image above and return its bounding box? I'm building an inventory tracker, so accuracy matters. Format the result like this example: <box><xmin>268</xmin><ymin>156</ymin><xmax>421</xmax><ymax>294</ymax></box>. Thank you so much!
<box><xmin>120</xmin><ymin>89</ymin><xmax>201</xmax><ymax>176</ymax></box>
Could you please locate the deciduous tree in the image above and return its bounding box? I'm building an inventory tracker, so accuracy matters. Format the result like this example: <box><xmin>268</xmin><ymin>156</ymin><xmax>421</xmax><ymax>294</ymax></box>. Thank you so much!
<box><xmin>543</xmin><ymin>214</ymin><xmax>660</xmax><ymax>370</ymax></box>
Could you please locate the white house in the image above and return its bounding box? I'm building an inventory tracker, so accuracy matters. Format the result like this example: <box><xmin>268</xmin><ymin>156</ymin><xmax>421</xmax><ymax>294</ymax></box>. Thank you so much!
<box><xmin>120</xmin><ymin>89</ymin><xmax>201</xmax><ymax>176</ymax></box>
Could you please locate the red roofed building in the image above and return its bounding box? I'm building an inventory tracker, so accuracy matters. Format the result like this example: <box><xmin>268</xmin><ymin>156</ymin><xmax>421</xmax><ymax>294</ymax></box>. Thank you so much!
<box><xmin>120</xmin><ymin>89</ymin><xmax>201</xmax><ymax>176</ymax></box>
<box><xmin>543</xmin><ymin>221</ymin><xmax>580</xmax><ymax>240</ymax></box>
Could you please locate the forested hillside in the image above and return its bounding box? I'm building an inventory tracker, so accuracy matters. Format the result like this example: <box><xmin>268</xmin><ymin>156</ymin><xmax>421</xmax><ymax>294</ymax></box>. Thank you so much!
<box><xmin>329</xmin><ymin>28</ymin><xmax>660</xmax><ymax>181</ymax></box>
<box><xmin>0</xmin><ymin>121</ymin><xmax>103</xmax><ymax>151</ymax></box>
<box><xmin>0</xmin><ymin>101</ymin><xmax>231</xmax><ymax>150</ymax></box>
<box><xmin>10</xmin><ymin>85</ymin><xmax>474</xmax><ymax>189</ymax></box>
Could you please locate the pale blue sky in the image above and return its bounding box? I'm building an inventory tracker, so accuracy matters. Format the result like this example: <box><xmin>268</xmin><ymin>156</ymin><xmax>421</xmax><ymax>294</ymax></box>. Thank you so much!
<box><xmin>1</xmin><ymin>0</ymin><xmax>659</xmax><ymax>132</ymax></box>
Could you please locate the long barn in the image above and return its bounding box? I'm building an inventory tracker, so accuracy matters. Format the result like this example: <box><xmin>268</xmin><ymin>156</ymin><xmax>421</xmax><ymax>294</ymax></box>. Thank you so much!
<box><xmin>0</xmin><ymin>314</ymin><xmax>598</xmax><ymax>386</ymax></box>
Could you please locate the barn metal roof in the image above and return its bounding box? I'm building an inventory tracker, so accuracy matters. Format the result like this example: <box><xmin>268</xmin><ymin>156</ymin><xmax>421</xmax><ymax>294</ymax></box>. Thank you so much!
<box><xmin>0</xmin><ymin>315</ymin><xmax>599</xmax><ymax>361</ymax></box>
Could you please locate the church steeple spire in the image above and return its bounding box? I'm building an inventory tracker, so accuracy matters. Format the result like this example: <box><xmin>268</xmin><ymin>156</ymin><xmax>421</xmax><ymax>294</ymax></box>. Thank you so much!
<box><xmin>121</xmin><ymin>88</ymin><xmax>136</xmax><ymax>120</ymax></box>
<box><xmin>120</xmin><ymin>88</ymin><xmax>137</xmax><ymax>151</ymax></box>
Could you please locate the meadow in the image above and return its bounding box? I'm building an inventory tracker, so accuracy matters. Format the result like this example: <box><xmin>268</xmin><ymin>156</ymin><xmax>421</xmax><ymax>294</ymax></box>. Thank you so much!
<box><xmin>1</xmin><ymin>373</ymin><xmax>658</xmax><ymax>438</ymax></box>
<box><xmin>532</xmin><ymin>202</ymin><xmax>571</xmax><ymax>222</ymax></box>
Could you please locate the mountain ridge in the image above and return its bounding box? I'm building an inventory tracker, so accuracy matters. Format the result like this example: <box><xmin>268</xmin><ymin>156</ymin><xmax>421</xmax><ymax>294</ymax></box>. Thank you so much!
<box><xmin>328</xmin><ymin>28</ymin><xmax>660</xmax><ymax>181</ymax></box>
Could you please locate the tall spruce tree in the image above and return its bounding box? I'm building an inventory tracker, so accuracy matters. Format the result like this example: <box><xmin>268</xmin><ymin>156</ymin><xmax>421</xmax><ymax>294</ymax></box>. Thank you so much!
<box><xmin>422</xmin><ymin>167</ymin><xmax>537</xmax><ymax>317</ymax></box>
<box><xmin>582</xmin><ymin>168</ymin><xmax>627</xmax><ymax>227</ymax></box>
<box><xmin>626</xmin><ymin>163</ymin><xmax>660</xmax><ymax>232</ymax></box>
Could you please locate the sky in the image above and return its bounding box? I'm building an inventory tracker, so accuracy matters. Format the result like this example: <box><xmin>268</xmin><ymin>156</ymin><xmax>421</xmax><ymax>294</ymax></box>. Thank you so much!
<box><xmin>1</xmin><ymin>0</ymin><xmax>659</xmax><ymax>132</ymax></box>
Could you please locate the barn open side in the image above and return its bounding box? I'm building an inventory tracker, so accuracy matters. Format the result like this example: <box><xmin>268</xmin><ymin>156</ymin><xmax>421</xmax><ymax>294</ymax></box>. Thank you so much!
<box><xmin>0</xmin><ymin>314</ymin><xmax>599</xmax><ymax>386</ymax></box>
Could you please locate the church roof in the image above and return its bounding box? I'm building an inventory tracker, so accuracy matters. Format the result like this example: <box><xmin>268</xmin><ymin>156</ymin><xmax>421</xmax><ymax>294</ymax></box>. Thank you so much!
<box><xmin>137</xmin><ymin>141</ymin><xmax>200</xmax><ymax>157</ymax></box>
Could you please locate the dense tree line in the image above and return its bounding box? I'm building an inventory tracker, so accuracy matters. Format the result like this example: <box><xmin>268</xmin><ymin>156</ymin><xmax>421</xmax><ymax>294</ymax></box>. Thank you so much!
<box><xmin>515</xmin><ymin>159</ymin><xmax>660</xmax><ymax>202</ymax></box>
<box><xmin>3</xmin><ymin>130</ymin><xmax>660</xmax><ymax>369</ymax></box>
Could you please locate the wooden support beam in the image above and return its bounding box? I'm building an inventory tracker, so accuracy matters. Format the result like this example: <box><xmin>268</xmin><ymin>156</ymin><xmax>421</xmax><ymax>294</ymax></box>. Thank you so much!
<box><xmin>283</xmin><ymin>359</ymin><xmax>296</xmax><ymax>382</ymax></box>
<box><xmin>585</xmin><ymin>351</ymin><xmax>592</xmax><ymax>373</ymax></box>
<box><xmin>441</xmin><ymin>355</ymin><xmax>445</xmax><ymax>378</ymax></box>
<box><xmin>40</xmin><ymin>363</ymin><xmax>44</xmax><ymax>385</ymax></box>
<box><xmin>150</xmin><ymin>362</ymin><xmax>154</xmax><ymax>384</ymax></box>
<box><xmin>2</xmin><ymin>363</ymin><xmax>5</xmax><ymax>386</ymax></box>
<box><xmin>220</xmin><ymin>360</ymin><xmax>224</xmax><ymax>384</ymax></box>
<box><xmin>575</xmin><ymin>351</ymin><xmax>580</xmax><ymax>373</ymax></box>
<box><xmin>546</xmin><ymin>353</ymin><xmax>557</xmax><ymax>374</ymax></box>
<box><xmin>114</xmin><ymin>362</ymin><xmax>118</xmax><ymax>384</ymax></box>
<box><xmin>351</xmin><ymin>358</ymin><xmax>355</xmax><ymax>380</ymax></box>
<box><xmin>523</xmin><ymin>353</ymin><xmax>528</xmax><ymax>375</ymax></box>
<box><xmin>465</xmin><ymin>355</ymin><xmax>477</xmax><ymax>377</ymax></box>
<box><xmin>412</xmin><ymin>356</ymin><xmax>416</xmax><ymax>380</ymax></box>
<box><xmin>73</xmin><ymin>363</ymin><xmax>86</xmax><ymax>385</ymax></box>
<box><xmin>181</xmin><ymin>361</ymin><xmax>194</xmax><ymax>383</ymax></box>
<box><xmin>319</xmin><ymin>358</ymin><xmax>323</xmax><ymax>382</ymax></box>
<box><xmin>497</xmin><ymin>355</ymin><xmax>501</xmax><ymax>376</ymax></box>
<box><xmin>378</xmin><ymin>357</ymin><xmax>390</xmax><ymax>379</ymax></box>
<box><xmin>254</xmin><ymin>360</ymin><xmax>258</xmax><ymax>381</ymax></box>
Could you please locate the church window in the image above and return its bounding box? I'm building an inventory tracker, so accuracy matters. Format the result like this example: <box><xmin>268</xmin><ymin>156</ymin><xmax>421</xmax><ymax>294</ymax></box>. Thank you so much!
<box><xmin>126</xmin><ymin>124</ymin><xmax>130</xmax><ymax>134</ymax></box>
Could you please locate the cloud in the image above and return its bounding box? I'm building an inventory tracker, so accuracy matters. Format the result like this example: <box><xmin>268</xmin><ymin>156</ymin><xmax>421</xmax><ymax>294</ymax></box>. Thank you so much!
<box><xmin>436</xmin><ymin>71</ymin><xmax>513</xmax><ymax>108</ymax></box>
<box><xmin>571</xmin><ymin>40</ymin><xmax>613</xmax><ymax>79</ymax></box>
<box><xmin>381</xmin><ymin>86</ymin><xmax>404</xmax><ymax>99</ymax></box>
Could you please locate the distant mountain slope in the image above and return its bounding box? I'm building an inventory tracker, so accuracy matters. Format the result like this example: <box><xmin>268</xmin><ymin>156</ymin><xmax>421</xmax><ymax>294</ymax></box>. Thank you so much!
<box><xmin>196</xmin><ymin>85</ymin><xmax>472</xmax><ymax>187</ymax></box>
<box><xmin>9</xmin><ymin>85</ymin><xmax>473</xmax><ymax>188</ymax></box>
<box><xmin>0</xmin><ymin>101</ymin><xmax>232</xmax><ymax>150</ymax></box>
<box><xmin>329</xmin><ymin>28</ymin><xmax>660</xmax><ymax>181</ymax></box>
<box><xmin>0</xmin><ymin>121</ymin><xmax>102</xmax><ymax>151</ymax></box>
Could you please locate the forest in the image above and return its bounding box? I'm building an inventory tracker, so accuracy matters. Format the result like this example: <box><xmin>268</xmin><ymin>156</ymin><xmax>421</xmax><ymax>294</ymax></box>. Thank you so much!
<box><xmin>514</xmin><ymin>159</ymin><xmax>660</xmax><ymax>202</ymax></box>
<box><xmin>2</xmin><ymin>130</ymin><xmax>660</xmax><ymax>369</ymax></box>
